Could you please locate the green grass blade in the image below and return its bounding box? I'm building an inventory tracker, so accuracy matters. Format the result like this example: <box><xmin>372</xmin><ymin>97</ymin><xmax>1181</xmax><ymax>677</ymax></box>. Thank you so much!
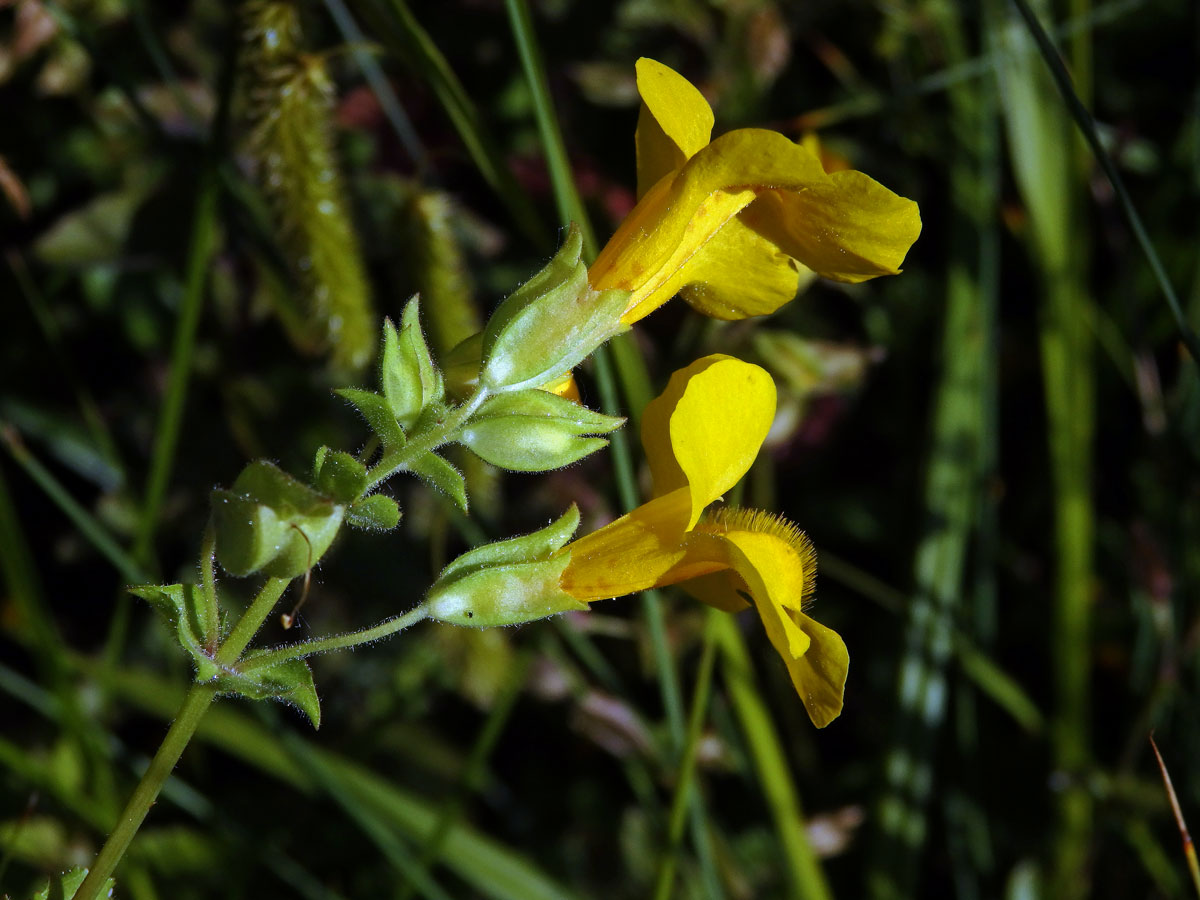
<box><xmin>989</xmin><ymin>3</ymin><xmax>1095</xmax><ymax>895</ymax></box>
<box><xmin>1007</xmin><ymin>0</ymin><xmax>1200</xmax><ymax>364</ymax></box>
<box><xmin>715</xmin><ymin>615</ymin><xmax>832</xmax><ymax>900</ymax></box>
<box><xmin>866</xmin><ymin>6</ymin><xmax>997</xmax><ymax>895</ymax></box>
<box><xmin>354</xmin><ymin>0</ymin><xmax>550</xmax><ymax>249</ymax></box>
<box><xmin>0</xmin><ymin>427</ymin><xmax>148</xmax><ymax>585</ymax></box>
<box><xmin>653</xmin><ymin>609</ymin><xmax>722</xmax><ymax>900</ymax></box>
<box><xmin>502</xmin><ymin>0</ymin><xmax>595</xmax><ymax>256</ymax></box>
<box><xmin>99</xmin><ymin>665</ymin><xmax>582</xmax><ymax>900</ymax></box>
<box><xmin>321</xmin><ymin>0</ymin><xmax>429</xmax><ymax>174</ymax></box>
<box><xmin>132</xmin><ymin>170</ymin><xmax>218</xmax><ymax>571</ymax></box>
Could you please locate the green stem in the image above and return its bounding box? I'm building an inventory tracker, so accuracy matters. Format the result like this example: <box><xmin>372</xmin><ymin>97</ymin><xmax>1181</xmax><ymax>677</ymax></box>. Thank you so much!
<box><xmin>77</xmin><ymin>575</ymin><xmax>294</xmax><ymax>897</ymax></box>
<box><xmin>365</xmin><ymin>389</ymin><xmax>488</xmax><ymax>489</ymax></box>
<box><xmin>653</xmin><ymin>610</ymin><xmax>720</xmax><ymax>900</ymax></box>
<box><xmin>199</xmin><ymin>521</ymin><xmax>219</xmax><ymax>653</ymax></box>
<box><xmin>216</xmin><ymin>578</ymin><xmax>291</xmax><ymax>666</ymax></box>
<box><xmin>74</xmin><ymin>681</ymin><xmax>219</xmax><ymax>900</ymax></box>
<box><xmin>238</xmin><ymin>604</ymin><xmax>430</xmax><ymax>673</ymax></box>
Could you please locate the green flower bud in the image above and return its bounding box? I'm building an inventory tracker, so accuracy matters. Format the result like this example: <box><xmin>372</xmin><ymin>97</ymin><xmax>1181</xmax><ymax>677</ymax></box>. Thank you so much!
<box><xmin>381</xmin><ymin>298</ymin><xmax>444</xmax><ymax>430</ymax></box>
<box><xmin>313</xmin><ymin>447</ymin><xmax>368</xmax><ymax>503</ymax></box>
<box><xmin>212</xmin><ymin>461</ymin><xmax>344</xmax><ymax>578</ymax></box>
<box><xmin>480</xmin><ymin>224</ymin><xmax>629</xmax><ymax>393</ymax></box>
<box><xmin>426</xmin><ymin>506</ymin><xmax>585</xmax><ymax>627</ymax></box>
<box><xmin>459</xmin><ymin>390</ymin><xmax>624</xmax><ymax>472</ymax></box>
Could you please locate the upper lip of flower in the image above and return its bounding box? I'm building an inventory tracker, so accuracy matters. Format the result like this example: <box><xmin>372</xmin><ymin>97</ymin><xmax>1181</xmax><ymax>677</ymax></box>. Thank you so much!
<box><xmin>588</xmin><ymin>57</ymin><xmax>922</xmax><ymax>325</ymax></box>
<box><xmin>558</xmin><ymin>354</ymin><xmax>848</xmax><ymax>727</ymax></box>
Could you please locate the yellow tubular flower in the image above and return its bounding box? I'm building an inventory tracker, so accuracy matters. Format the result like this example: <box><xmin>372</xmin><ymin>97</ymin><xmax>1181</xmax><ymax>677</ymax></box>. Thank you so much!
<box><xmin>559</xmin><ymin>355</ymin><xmax>849</xmax><ymax>727</ymax></box>
<box><xmin>588</xmin><ymin>58</ymin><xmax>922</xmax><ymax>324</ymax></box>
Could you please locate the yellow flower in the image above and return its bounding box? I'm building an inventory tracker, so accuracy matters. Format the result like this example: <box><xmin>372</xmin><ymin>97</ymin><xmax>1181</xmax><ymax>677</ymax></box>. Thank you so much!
<box><xmin>588</xmin><ymin>58</ymin><xmax>922</xmax><ymax>325</ymax></box>
<box><xmin>559</xmin><ymin>355</ymin><xmax>849</xmax><ymax>727</ymax></box>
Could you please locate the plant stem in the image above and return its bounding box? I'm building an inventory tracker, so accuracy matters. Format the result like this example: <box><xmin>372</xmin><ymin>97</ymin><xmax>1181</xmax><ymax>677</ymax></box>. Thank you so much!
<box><xmin>200</xmin><ymin>520</ymin><xmax>219</xmax><ymax>653</ymax></box>
<box><xmin>365</xmin><ymin>390</ymin><xmax>488</xmax><ymax>489</ymax></box>
<box><xmin>77</xmin><ymin>575</ymin><xmax>294</xmax><ymax>897</ymax></box>
<box><xmin>216</xmin><ymin>578</ymin><xmax>292</xmax><ymax>666</ymax></box>
<box><xmin>74</xmin><ymin>681</ymin><xmax>219</xmax><ymax>900</ymax></box>
<box><xmin>238</xmin><ymin>604</ymin><xmax>430</xmax><ymax>673</ymax></box>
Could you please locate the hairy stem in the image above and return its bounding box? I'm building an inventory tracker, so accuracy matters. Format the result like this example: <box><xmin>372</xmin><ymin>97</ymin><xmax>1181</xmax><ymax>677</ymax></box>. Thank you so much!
<box><xmin>237</xmin><ymin>603</ymin><xmax>430</xmax><ymax>673</ymax></box>
<box><xmin>74</xmin><ymin>682</ymin><xmax>219</xmax><ymax>900</ymax></box>
<box><xmin>365</xmin><ymin>388</ymin><xmax>488</xmax><ymax>489</ymax></box>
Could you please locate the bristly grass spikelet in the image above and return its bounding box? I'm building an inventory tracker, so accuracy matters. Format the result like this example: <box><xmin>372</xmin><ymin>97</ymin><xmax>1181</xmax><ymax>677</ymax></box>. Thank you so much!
<box><xmin>239</xmin><ymin>0</ymin><xmax>374</xmax><ymax>371</ymax></box>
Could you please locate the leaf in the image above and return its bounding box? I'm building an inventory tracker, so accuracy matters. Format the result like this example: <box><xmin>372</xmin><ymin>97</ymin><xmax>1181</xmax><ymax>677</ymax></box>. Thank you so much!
<box><xmin>346</xmin><ymin>494</ymin><xmax>402</xmax><ymax>531</ymax></box>
<box><xmin>217</xmin><ymin>657</ymin><xmax>321</xmax><ymax>729</ymax></box>
<box><xmin>313</xmin><ymin>447</ymin><xmax>369</xmax><ymax>503</ymax></box>
<box><xmin>130</xmin><ymin>583</ymin><xmax>215</xmax><ymax>675</ymax></box>
<box><xmin>29</xmin><ymin>866</ymin><xmax>113</xmax><ymax>900</ymax></box>
<box><xmin>408</xmin><ymin>452</ymin><xmax>468</xmax><ymax>513</ymax></box>
<box><xmin>336</xmin><ymin>387</ymin><xmax>407</xmax><ymax>449</ymax></box>
<box><xmin>380</xmin><ymin>300</ymin><xmax>444</xmax><ymax>429</ymax></box>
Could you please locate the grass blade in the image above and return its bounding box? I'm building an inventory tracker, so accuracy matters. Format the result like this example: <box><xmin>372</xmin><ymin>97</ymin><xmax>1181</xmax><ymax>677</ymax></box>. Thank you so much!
<box><xmin>715</xmin><ymin>615</ymin><xmax>832</xmax><ymax>900</ymax></box>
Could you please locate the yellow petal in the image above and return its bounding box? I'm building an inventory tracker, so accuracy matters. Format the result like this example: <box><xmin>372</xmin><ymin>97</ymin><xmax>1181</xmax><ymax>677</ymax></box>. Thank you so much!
<box><xmin>673</xmin><ymin>217</ymin><xmax>816</xmax><ymax>320</ymax></box>
<box><xmin>723</xmin><ymin>530</ymin><xmax>847</xmax><ymax>728</ymax></box>
<box><xmin>634</xmin><ymin>58</ymin><xmax>714</xmax><ymax>198</ymax></box>
<box><xmin>541</xmin><ymin>371</ymin><xmax>580</xmax><ymax>401</ymax></box>
<box><xmin>640</xmin><ymin>356</ymin><xmax>775</xmax><ymax>527</ymax></box>
<box><xmin>559</xmin><ymin>489</ymin><xmax>692</xmax><ymax>602</ymax></box>
<box><xmin>741</xmin><ymin>168</ymin><xmax>921</xmax><ymax>284</ymax></box>
<box><xmin>589</xmin><ymin>129</ymin><xmax>920</xmax><ymax>322</ymax></box>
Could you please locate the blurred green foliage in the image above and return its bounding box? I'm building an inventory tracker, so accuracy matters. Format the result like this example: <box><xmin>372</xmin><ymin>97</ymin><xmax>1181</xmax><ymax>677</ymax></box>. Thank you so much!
<box><xmin>2</xmin><ymin>0</ymin><xmax>1199</xmax><ymax>898</ymax></box>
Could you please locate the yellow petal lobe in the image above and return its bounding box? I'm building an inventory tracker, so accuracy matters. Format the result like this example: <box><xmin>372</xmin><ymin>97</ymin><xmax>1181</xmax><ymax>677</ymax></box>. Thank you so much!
<box><xmin>722</xmin><ymin>530</ymin><xmax>847</xmax><ymax>728</ymax></box>
<box><xmin>591</xmin><ymin>129</ymin><xmax>919</xmax><ymax>324</ymax></box>
<box><xmin>674</xmin><ymin>217</ymin><xmax>814</xmax><ymax>320</ymax></box>
<box><xmin>559</xmin><ymin>489</ymin><xmax>692</xmax><ymax>602</ymax></box>
<box><xmin>741</xmin><ymin>167</ymin><xmax>922</xmax><ymax>284</ymax></box>
<box><xmin>640</xmin><ymin>354</ymin><xmax>731</xmax><ymax>500</ymax></box>
<box><xmin>668</xmin><ymin>358</ymin><xmax>775</xmax><ymax>527</ymax></box>
<box><xmin>634</xmin><ymin>58</ymin><xmax>714</xmax><ymax>198</ymax></box>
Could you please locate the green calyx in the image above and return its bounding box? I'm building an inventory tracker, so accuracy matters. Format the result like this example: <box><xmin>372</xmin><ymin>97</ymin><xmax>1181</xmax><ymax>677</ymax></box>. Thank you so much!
<box><xmin>479</xmin><ymin>224</ymin><xmax>630</xmax><ymax>394</ymax></box>
<box><xmin>460</xmin><ymin>389</ymin><xmax>624</xmax><ymax>472</ymax></box>
<box><xmin>426</xmin><ymin>505</ymin><xmax>587</xmax><ymax>627</ymax></box>
<box><xmin>212</xmin><ymin>461</ymin><xmax>345</xmax><ymax>579</ymax></box>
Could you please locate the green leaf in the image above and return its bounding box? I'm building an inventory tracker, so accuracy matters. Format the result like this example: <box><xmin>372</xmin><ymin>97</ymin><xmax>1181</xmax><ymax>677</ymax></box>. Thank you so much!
<box><xmin>480</xmin><ymin>225</ymin><xmax>628</xmax><ymax>393</ymax></box>
<box><xmin>130</xmin><ymin>583</ymin><xmax>214</xmax><ymax>674</ymax></box>
<box><xmin>218</xmin><ymin>657</ymin><xmax>321</xmax><ymax>729</ymax></box>
<box><xmin>29</xmin><ymin>866</ymin><xmax>113</xmax><ymax>900</ymax></box>
<box><xmin>460</xmin><ymin>390</ymin><xmax>623</xmax><ymax>472</ymax></box>
<box><xmin>408</xmin><ymin>452</ymin><xmax>468</xmax><ymax>513</ymax></box>
<box><xmin>439</xmin><ymin>504</ymin><xmax>579</xmax><ymax>584</ymax></box>
<box><xmin>336</xmin><ymin>387</ymin><xmax>407</xmax><ymax>449</ymax></box>
<box><xmin>346</xmin><ymin>494</ymin><xmax>402</xmax><ymax>531</ymax></box>
<box><xmin>313</xmin><ymin>447</ymin><xmax>369</xmax><ymax>503</ymax></box>
<box><xmin>211</xmin><ymin>461</ymin><xmax>345</xmax><ymax>579</ymax></box>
